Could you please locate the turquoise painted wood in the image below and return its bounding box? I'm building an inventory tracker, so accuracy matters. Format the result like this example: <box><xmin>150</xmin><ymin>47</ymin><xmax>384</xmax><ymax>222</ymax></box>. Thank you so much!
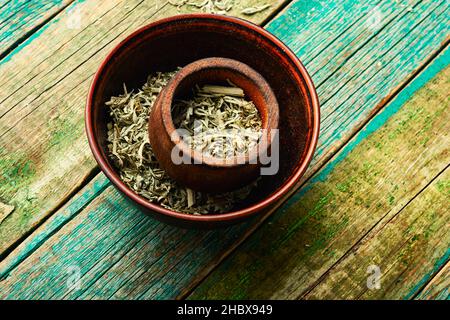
<box><xmin>405</xmin><ymin>249</ymin><xmax>450</xmax><ymax>300</ymax></box>
<box><xmin>0</xmin><ymin>0</ymin><xmax>74</xmax><ymax>58</ymax></box>
<box><xmin>0</xmin><ymin>174</ymin><xmax>110</xmax><ymax>279</ymax></box>
<box><xmin>0</xmin><ymin>0</ymin><xmax>449</xmax><ymax>299</ymax></box>
<box><xmin>415</xmin><ymin>261</ymin><xmax>449</xmax><ymax>300</ymax></box>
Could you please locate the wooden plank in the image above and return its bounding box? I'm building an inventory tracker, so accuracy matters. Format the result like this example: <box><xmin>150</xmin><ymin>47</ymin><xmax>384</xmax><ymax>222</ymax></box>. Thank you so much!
<box><xmin>0</xmin><ymin>177</ymin><xmax>258</xmax><ymax>299</ymax></box>
<box><xmin>0</xmin><ymin>201</ymin><xmax>15</xmax><ymax>224</ymax></box>
<box><xmin>0</xmin><ymin>0</ymin><xmax>446</xmax><ymax>256</ymax></box>
<box><xmin>0</xmin><ymin>0</ymin><xmax>288</xmax><ymax>256</ymax></box>
<box><xmin>0</xmin><ymin>174</ymin><xmax>110</xmax><ymax>277</ymax></box>
<box><xmin>0</xmin><ymin>0</ymin><xmax>74</xmax><ymax>58</ymax></box>
<box><xmin>306</xmin><ymin>0</ymin><xmax>449</xmax><ymax>168</ymax></box>
<box><xmin>189</xmin><ymin>54</ymin><xmax>450</xmax><ymax>299</ymax></box>
<box><xmin>415</xmin><ymin>261</ymin><xmax>449</xmax><ymax>300</ymax></box>
<box><xmin>1</xmin><ymin>47</ymin><xmax>448</xmax><ymax>302</ymax></box>
<box><xmin>1</xmin><ymin>0</ymin><xmax>448</xmax><ymax>299</ymax></box>
<box><xmin>304</xmin><ymin>168</ymin><xmax>449</xmax><ymax>299</ymax></box>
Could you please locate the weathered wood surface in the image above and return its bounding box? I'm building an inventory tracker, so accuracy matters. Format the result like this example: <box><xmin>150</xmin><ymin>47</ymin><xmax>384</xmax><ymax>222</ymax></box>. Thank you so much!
<box><xmin>305</xmin><ymin>168</ymin><xmax>449</xmax><ymax>299</ymax></box>
<box><xmin>0</xmin><ymin>0</ymin><xmax>74</xmax><ymax>58</ymax></box>
<box><xmin>0</xmin><ymin>0</ymin><xmax>447</xmax><ymax>255</ymax></box>
<box><xmin>0</xmin><ymin>0</ymin><xmax>448</xmax><ymax>299</ymax></box>
<box><xmin>190</xmin><ymin>55</ymin><xmax>450</xmax><ymax>299</ymax></box>
<box><xmin>1</xmin><ymin>0</ymin><xmax>448</xmax><ymax>258</ymax></box>
<box><xmin>415</xmin><ymin>261</ymin><xmax>449</xmax><ymax>300</ymax></box>
<box><xmin>0</xmin><ymin>0</ymin><xmax>287</xmax><ymax>256</ymax></box>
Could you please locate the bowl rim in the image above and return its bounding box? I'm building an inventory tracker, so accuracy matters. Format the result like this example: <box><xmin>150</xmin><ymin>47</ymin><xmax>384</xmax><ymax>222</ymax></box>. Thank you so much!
<box><xmin>85</xmin><ymin>13</ymin><xmax>320</xmax><ymax>223</ymax></box>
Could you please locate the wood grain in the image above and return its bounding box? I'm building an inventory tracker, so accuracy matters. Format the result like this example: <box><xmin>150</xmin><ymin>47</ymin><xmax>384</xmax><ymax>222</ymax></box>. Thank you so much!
<box><xmin>0</xmin><ymin>0</ymin><xmax>288</xmax><ymax>256</ymax></box>
<box><xmin>0</xmin><ymin>0</ymin><xmax>448</xmax><ymax>299</ymax></box>
<box><xmin>0</xmin><ymin>0</ymin><xmax>74</xmax><ymax>58</ymax></box>
<box><xmin>415</xmin><ymin>261</ymin><xmax>449</xmax><ymax>300</ymax></box>
<box><xmin>0</xmin><ymin>174</ymin><xmax>110</xmax><ymax>278</ymax></box>
<box><xmin>190</xmin><ymin>56</ymin><xmax>450</xmax><ymax>299</ymax></box>
<box><xmin>2</xmin><ymin>43</ymin><xmax>448</xmax><ymax>300</ymax></box>
<box><xmin>0</xmin><ymin>0</ymin><xmax>446</xmax><ymax>257</ymax></box>
<box><xmin>0</xmin><ymin>178</ymin><xmax>258</xmax><ymax>299</ymax></box>
<box><xmin>305</xmin><ymin>168</ymin><xmax>449</xmax><ymax>299</ymax></box>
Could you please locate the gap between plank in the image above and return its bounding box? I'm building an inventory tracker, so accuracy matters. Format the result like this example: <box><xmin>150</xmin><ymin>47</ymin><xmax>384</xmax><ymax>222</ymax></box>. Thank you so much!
<box><xmin>0</xmin><ymin>0</ymin><xmax>291</xmax><ymax>117</ymax></box>
<box><xmin>179</xmin><ymin>40</ymin><xmax>450</xmax><ymax>300</ymax></box>
<box><xmin>53</xmin><ymin>211</ymin><xmax>150</xmax><ymax>299</ymax></box>
<box><xmin>314</xmin><ymin>0</ymin><xmax>418</xmax><ymax>90</ymax></box>
<box><xmin>0</xmin><ymin>1</ymin><xmax>13</xmax><ymax>13</ymax></box>
<box><xmin>411</xmin><ymin>252</ymin><xmax>450</xmax><ymax>299</ymax></box>
<box><xmin>0</xmin><ymin>0</ymin><xmax>124</xmax><ymax>115</ymax></box>
<box><xmin>0</xmin><ymin>0</ymin><xmax>294</xmax><ymax>270</ymax></box>
<box><xmin>300</xmin><ymin>163</ymin><xmax>450</xmax><ymax>299</ymax></box>
<box><xmin>0</xmin><ymin>0</ymin><xmax>77</xmax><ymax>61</ymax></box>
<box><xmin>0</xmin><ymin>166</ymin><xmax>101</xmax><ymax>265</ymax></box>
<box><xmin>0</xmin><ymin>0</ymin><xmax>167</xmax><ymax>261</ymax></box>
<box><xmin>1</xmin><ymin>0</ymin><xmax>446</xmax><ymax>296</ymax></box>
<box><xmin>0</xmin><ymin>0</ymin><xmax>146</xmax><ymax>122</ymax></box>
<box><xmin>259</xmin><ymin>0</ymin><xmax>293</xmax><ymax>26</ymax></box>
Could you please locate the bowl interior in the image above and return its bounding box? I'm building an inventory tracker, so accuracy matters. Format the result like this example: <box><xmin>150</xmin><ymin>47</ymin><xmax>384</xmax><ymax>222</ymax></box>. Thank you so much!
<box><xmin>90</xmin><ymin>15</ymin><xmax>316</xmax><ymax>214</ymax></box>
<box><xmin>165</xmin><ymin>57</ymin><xmax>279</xmax><ymax>169</ymax></box>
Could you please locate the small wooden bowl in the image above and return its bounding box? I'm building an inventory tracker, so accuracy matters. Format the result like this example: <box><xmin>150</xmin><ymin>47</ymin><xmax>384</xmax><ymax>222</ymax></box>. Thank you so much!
<box><xmin>85</xmin><ymin>14</ymin><xmax>320</xmax><ymax>228</ymax></box>
<box><xmin>148</xmin><ymin>57</ymin><xmax>279</xmax><ymax>193</ymax></box>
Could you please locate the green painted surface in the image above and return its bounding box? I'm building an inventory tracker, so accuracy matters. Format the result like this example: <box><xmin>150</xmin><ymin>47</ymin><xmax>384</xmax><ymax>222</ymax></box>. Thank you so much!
<box><xmin>1</xmin><ymin>0</ymin><xmax>448</xmax><ymax>254</ymax></box>
<box><xmin>0</xmin><ymin>173</ymin><xmax>110</xmax><ymax>279</ymax></box>
<box><xmin>0</xmin><ymin>0</ymin><xmax>74</xmax><ymax>58</ymax></box>
<box><xmin>0</xmin><ymin>0</ymin><xmax>287</xmax><ymax>257</ymax></box>
<box><xmin>190</xmin><ymin>60</ymin><xmax>450</xmax><ymax>299</ymax></box>
<box><xmin>307</xmin><ymin>169</ymin><xmax>449</xmax><ymax>299</ymax></box>
<box><xmin>0</xmin><ymin>0</ymin><xmax>449</xmax><ymax>299</ymax></box>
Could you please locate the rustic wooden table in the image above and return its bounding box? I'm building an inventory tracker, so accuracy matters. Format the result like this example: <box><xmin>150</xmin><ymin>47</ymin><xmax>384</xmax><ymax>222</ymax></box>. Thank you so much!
<box><xmin>0</xmin><ymin>0</ymin><xmax>448</xmax><ymax>300</ymax></box>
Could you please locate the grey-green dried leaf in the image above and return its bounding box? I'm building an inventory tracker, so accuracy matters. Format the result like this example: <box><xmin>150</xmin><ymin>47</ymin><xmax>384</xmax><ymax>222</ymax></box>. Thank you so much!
<box><xmin>241</xmin><ymin>4</ymin><xmax>271</xmax><ymax>15</ymax></box>
<box><xmin>168</xmin><ymin>0</ymin><xmax>234</xmax><ymax>14</ymax></box>
<box><xmin>106</xmin><ymin>69</ymin><xmax>259</xmax><ymax>215</ymax></box>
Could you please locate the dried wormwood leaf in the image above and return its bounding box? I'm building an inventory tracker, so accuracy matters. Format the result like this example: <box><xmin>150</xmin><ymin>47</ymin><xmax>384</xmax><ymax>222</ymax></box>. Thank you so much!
<box><xmin>241</xmin><ymin>4</ymin><xmax>271</xmax><ymax>15</ymax></box>
<box><xmin>168</xmin><ymin>0</ymin><xmax>234</xmax><ymax>14</ymax></box>
<box><xmin>172</xmin><ymin>84</ymin><xmax>262</xmax><ymax>158</ymax></box>
<box><xmin>106</xmin><ymin>70</ymin><xmax>260</xmax><ymax>214</ymax></box>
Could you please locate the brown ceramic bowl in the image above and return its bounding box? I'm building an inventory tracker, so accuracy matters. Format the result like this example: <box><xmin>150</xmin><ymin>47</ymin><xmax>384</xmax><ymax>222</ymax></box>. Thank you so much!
<box><xmin>86</xmin><ymin>14</ymin><xmax>320</xmax><ymax>228</ymax></box>
<box><xmin>148</xmin><ymin>57</ymin><xmax>279</xmax><ymax>193</ymax></box>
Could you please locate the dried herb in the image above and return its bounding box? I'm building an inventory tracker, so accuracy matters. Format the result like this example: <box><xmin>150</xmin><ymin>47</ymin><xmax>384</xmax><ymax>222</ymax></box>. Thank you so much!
<box><xmin>106</xmin><ymin>70</ymin><xmax>259</xmax><ymax>214</ymax></box>
<box><xmin>167</xmin><ymin>0</ymin><xmax>271</xmax><ymax>15</ymax></box>
<box><xmin>172</xmin><ymin>83</ymin><xmax>262</xmax><ymax>158</ymax></box>
<box><xmin>241</xmin><ymin>4</ymin><xmax>271</xmax><ymax>15</ymax></box>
